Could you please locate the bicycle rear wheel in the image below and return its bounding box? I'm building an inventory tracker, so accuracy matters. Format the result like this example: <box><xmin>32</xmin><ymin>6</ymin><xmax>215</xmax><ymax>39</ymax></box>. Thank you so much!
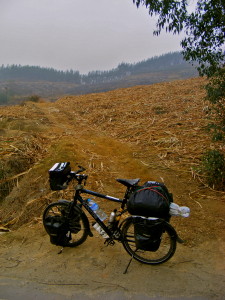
<box><xmin>121</xmin><ymin>217</ymin><xmax>177</xmax><ymax>265</ymax></box>
<box><xmin>43</xmin><ymin>202</ymin><xmax>89</xmax><ymax>247</ymax></box>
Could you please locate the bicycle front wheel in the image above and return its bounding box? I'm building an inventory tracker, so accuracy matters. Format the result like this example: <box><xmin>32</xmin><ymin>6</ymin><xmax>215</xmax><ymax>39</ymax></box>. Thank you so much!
<box><xmin>121</xmin><ymin>217</ymin><xmax>177</xmax><ymax>265</ymax></box>
<box><xmin>43</xmin><ymin>202</ymin><xmax>89</xmax><ymax>247</ymax></box>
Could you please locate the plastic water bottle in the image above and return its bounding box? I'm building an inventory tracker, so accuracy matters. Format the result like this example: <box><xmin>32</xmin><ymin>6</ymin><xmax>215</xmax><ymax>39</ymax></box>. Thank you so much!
<box><xmin>92</xmin><ymin>222</ymin><xmax>109</xmax><ymax>238</ymax></box>
<box><xmin>169</xmin><ymin>203</ymin><xmax>190</xmax><ymax>217</ymax></box>
<box><xmin>87</xmin><ymin>199</ymin><xmax>108</xmax><ymax>221</ymax></box>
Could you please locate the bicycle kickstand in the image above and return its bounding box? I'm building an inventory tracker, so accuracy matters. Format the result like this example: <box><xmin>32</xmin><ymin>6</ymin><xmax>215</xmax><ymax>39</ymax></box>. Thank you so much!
<box><xmin>123</xmin><ymin>255</ymin><xmax>133</xmax><ymax>274</ymax></box>
<box><xmin>58</xmin><ymin>247</ymin><xmax>64</xmax><ymax>254</ymax></box>
<box><xmin>123</xmin><ymin>248</ymin><xmax>138</xmax><ymax>274</ymax></box>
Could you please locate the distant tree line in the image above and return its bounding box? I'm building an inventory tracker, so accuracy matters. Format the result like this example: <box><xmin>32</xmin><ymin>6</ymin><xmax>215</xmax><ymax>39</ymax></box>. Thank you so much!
<box><xmin>0</xmin><ymin>51</ymin><xmax>194</xmax><ymax>85</ymax></box>
<box><xmin>83</xmin><ymin>52</ymin><xmax>192</xmax><ymax>85</ymax></box>
<box><xmin>0</xmin><ymin>65</ymin><xmax>81</xmax><ymax>83</ymax></box>
<box><xmin>0</xmin><ymin>51</ymin><xmax>198</xmax><ymax>105</ymax></box>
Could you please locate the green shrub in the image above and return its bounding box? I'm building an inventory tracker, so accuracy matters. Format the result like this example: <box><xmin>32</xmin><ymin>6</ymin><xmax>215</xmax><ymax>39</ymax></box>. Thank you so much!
<box><xmin>200</xmin><ymin>149</ymin><xmax>225</xmax><ymax>190</ymax></box>
<box><xmin>205</xmin><ymin>69</ymin><xmax>225</xmax><ymax>141</ymax></box>
<box><xmin>27</xmin><ymin>95</ymin><xmax>41</xmax><ymax>102</ymax></box>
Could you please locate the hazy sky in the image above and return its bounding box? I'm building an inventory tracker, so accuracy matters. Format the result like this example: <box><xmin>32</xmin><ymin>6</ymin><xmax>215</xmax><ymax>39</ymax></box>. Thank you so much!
<box><xmin>0</xmin><ymin>0</ymin><xmax>187</xmax><ymax>74</ymax></box>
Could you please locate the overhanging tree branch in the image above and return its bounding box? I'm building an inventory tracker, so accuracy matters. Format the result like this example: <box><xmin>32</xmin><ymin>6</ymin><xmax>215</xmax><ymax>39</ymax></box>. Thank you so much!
<box><xmin>133</xmin><ymin>0</ymin><xmax>225</xmax><ymax>77</ymax></box>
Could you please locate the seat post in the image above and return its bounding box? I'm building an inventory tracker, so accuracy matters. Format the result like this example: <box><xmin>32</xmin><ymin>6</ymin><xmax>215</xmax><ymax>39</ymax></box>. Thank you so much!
<box><xmin>121</xmin><ymin>187</ymin><xmax>131</xmax><ymax>209</ymax></box>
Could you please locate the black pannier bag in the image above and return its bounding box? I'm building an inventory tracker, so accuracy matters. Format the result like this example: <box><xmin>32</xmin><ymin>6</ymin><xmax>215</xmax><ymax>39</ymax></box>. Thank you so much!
<box><xmin>44</xmin><ymin>215</ymin><xmax>71</xmax><ymax>246</ymax></box>
<box><xmin>134</xmin><ymin>218</ymin><xmax>164</xmax><ymax>251</ymax></box>
<box><xmin>127</xmin><ymin>181</ymin><xmax>173</xmax><ymax>219</ymax></box>
<box><xmin>49</xmin><ymin>162</ymin><xmax>71</xmax><ymax>191</ymax></box>
<box><xmin>68</xmin><ymin>211</ymin><xmax>82</xmax><ymax>234</ymax></box>
<box><xmin>43</xmin><ymin>205</ymin><xmax>82</xmax><ymax>246</ymax></box>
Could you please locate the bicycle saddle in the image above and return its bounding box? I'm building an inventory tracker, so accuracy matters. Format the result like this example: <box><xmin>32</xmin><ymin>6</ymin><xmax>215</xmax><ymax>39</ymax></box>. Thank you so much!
<box><xmin>116</xmin><ymin>178</ymin><xmax>140</xmax><ymax>187</ymax></box>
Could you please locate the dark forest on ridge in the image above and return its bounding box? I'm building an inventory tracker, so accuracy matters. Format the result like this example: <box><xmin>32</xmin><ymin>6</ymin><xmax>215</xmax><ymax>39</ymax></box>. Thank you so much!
<box><xmin>0</xmin><ymin>51</ymin><xmax>198</xmax><ymax>105</ymax></box>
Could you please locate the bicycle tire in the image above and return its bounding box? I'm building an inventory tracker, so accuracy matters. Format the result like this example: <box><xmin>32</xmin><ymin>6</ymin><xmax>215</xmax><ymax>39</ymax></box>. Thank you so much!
<box><xmin>43</xmin><ymin>202</ymin><xmax>89</xmax><ymax>247</ymax></box>
<box><xmin>121</xmin><ymin>217</ymin><xmax>177</xmax><ymax>265</ymax></box>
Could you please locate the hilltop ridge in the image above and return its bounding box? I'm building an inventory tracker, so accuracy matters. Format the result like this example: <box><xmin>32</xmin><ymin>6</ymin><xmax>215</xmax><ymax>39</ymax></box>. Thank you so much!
<box><xmin>0</xmin><ymin>52</ymin><xmax>197</xmax><ymax>104</ymax></box>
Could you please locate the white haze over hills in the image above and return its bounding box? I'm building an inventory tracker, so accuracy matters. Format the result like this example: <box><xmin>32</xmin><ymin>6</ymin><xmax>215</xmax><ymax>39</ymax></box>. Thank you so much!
<box><xmin>0</xmin><ymin>0</ymin><xmax>187</xmax><ymax>74</ymax></box>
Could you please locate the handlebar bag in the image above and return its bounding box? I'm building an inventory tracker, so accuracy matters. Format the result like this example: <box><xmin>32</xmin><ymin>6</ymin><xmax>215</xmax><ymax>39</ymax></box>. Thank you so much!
<box><xmin>49</xmin><ymin>162</ymin><xmax>71</xmax><ymax>190</ymax></box>
<box><xmin>127</xmin><ymin>181</ymin><xmax>173</xmax><ymax>218</ymax></box>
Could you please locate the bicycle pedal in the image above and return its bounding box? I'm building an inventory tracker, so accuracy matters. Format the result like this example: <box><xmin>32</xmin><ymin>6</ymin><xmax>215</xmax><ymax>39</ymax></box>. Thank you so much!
<box><xmin>177</xmin><ymin>236</ymin><xmax>185</xmax><ymax>244</ymax></box>
<box><xmin>104</xmin><ymin>239</ymin><xmax>115</xmax><ymax>246</ymax></box>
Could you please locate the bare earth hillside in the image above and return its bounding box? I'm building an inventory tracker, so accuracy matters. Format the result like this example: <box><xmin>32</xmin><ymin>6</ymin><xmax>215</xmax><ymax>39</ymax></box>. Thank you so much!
<box><xmin>0</xmin><ymin>77</ymin><xmax>224</xmax><ymax>299</ymax></box>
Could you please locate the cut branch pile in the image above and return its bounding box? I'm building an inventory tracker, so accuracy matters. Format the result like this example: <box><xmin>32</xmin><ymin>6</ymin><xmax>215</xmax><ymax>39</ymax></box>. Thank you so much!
<box><xmin>57</xmin><ymin>77</ymin><xmax>214</xmax><ymax>173</ymax></box>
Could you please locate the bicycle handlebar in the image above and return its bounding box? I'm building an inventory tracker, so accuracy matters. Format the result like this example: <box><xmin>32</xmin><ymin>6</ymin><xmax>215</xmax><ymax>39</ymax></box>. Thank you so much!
<box><xmin>69</xmin><ymin>166</ymin><xmax>88</xmax><ymax>184</ymax></box>
<box><xmin>75</xmin><ymin>165</ymin><xmax>86</xmax><ymax>174</ymax></box>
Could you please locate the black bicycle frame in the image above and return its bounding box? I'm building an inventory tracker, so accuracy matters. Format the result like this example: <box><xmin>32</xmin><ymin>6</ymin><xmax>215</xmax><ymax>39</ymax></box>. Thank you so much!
<box><xmin>82</xmin><ymin>188</ymin><xmax>123</xmax><ymax>203</ymax></box>
<box><xmin>74</xmin><ymin>188</ymin><xmax>123</xmax><ymax>238</ymax></box>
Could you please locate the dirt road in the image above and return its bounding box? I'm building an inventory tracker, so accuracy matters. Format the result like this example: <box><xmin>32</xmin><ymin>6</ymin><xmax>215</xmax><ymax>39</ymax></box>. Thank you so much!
<box><xmin>0</xmin><ymin>222</ymin><xmax>224</xmax><ymax>299</ymax></box>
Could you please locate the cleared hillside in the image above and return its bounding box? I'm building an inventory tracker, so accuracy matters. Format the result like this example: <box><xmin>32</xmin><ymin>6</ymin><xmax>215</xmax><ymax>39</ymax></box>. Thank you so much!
<box><xmin>0</xmin><ymin>77</ymin><xmax>224</xmax><ymax>299</ymax></box>
<box><xmin>0</xmin><ymin>52</ymin><xmax>197</xmax><ymax>104</ymax></box>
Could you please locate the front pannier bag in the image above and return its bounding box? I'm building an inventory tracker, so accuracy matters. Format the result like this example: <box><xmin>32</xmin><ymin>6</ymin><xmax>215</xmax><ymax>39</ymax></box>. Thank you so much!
<box><xmin>127</xmin><ymin>181</ymin><xmax>173</xmax><ymax>218</ymax></box>
<box><xmin>44</xmin><ymin>215</ymin><xmax>71</xmax><ymax>246</ymax></box>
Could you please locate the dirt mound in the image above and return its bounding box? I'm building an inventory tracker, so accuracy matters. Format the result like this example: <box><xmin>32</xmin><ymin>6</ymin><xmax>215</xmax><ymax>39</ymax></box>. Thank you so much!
<box><xmin>0</xmin><ymin>77</ymin><xmax>224</xmax><ymax>299</ymax></box>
